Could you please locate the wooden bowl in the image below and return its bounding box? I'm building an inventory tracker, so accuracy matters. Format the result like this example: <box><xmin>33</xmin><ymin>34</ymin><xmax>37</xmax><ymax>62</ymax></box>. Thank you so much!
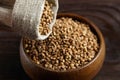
<box><xmin>20</xmin><ymin>13</ymin><xmax>105</xmax><ymax>80</ymax></box>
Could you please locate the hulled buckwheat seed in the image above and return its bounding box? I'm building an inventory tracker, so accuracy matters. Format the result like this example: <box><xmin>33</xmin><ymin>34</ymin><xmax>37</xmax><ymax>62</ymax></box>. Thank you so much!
<box><xmin>24</xmin><ymin>17</ymin><xmax>99</xmax><ymax>71</ymax></box>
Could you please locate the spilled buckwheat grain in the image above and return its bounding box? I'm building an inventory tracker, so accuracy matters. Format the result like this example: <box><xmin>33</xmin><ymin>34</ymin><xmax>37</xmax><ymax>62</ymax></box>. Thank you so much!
<box><xmin>39</xmin><ymin>0</ymin><xmax>54</xmax><ymax>35</ymax></box>
<box><xmin>23</xmin><ymin>17</ymin><xmax>99</xmax><ymax>71</ymax></box>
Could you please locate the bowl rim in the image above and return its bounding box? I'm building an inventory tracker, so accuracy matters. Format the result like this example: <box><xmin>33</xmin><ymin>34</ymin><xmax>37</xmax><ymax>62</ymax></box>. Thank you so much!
<box><xmin>21</xmin><ymin>13</ymin><xmax>105</xmax><ymax>73</ymax></box>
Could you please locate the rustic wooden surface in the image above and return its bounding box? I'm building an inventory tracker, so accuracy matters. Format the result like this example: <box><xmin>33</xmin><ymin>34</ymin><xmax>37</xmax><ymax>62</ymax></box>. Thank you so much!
<box><xmin>0</xmin><ymin>0</ymin><xmax>120</xmax><ymax>80</ymax></box>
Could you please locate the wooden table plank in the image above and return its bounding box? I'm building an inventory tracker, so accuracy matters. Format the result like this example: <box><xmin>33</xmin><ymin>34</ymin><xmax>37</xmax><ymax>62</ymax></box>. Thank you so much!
<box><xmin>0</xmin><ymin>0</ymin><xmax>120</xmax><ymax>80</ymax></box>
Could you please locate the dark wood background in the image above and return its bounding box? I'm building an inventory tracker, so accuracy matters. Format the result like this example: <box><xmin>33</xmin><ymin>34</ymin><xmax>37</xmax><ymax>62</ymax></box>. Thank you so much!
<box><xmin>0</xmin><ymin>0</ymin><xmax>120</xmax><ymax>80</ymax></box>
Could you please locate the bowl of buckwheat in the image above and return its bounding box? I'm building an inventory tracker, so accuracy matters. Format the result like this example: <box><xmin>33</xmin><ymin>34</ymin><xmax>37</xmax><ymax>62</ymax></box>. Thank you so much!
<box><xmin>20</xmin><ymin>13</ymin><xmax>105</xmax><ymax>80</ymax></box>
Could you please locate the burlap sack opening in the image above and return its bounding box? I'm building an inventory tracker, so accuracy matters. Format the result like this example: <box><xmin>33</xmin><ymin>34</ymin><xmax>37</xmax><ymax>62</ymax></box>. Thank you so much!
<box><xmin>12</xmin><ymin>0</ymin><xmax>58</xmax><ymax>40</ymax></box>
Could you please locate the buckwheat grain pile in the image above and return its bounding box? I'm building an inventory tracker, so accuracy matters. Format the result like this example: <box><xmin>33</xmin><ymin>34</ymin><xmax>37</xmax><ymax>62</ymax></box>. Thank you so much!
<box><xmin>39</xmin><ymin>0</ymin><xmax>53</xmax><ymax>35</ymax></box>
<box><xmin>23</xmin><ymin>17</ymin><xmax>99</xmax><ymax>71</ymax></box>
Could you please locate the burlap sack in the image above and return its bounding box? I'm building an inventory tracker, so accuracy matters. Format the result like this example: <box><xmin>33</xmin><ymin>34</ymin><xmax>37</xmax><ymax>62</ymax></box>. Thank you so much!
<box><xmin>12</xmin><ymin>0</ymin><xmax>58</xmax><ymax>40</ymax></box>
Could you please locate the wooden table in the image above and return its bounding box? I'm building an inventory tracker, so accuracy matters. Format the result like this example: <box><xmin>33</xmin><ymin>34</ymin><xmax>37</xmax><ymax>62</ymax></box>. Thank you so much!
<box><xmin>0</xmin><ymin>0</ymin><xmax>120</xmax><ymax>80</ymax></box>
